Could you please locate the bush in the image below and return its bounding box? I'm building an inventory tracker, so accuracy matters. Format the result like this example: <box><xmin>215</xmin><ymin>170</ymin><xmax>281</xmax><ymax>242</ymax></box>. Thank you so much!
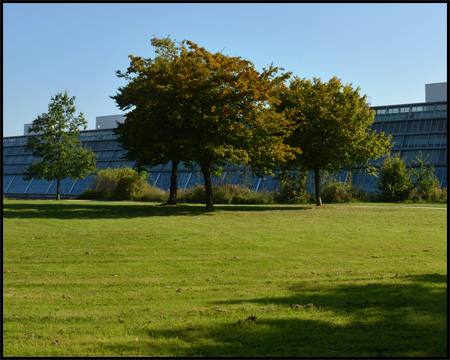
<box><xmin>137</xmin><ymin>186</ymin><xmax>168</xmax><ymax>202</ymax></box>
<box><xmin>112</xmin><ymin>168</ymin><xmax>149</xmax><ymax>201</ymax></box>
<box><xmin>377</xmin><ymin>153</ymin><xmax>413</xmax><ymax>202</ymax></box>
<box><xmin>90</xmin><ymin>167</ymin><xmax>153</xmax><ymax>201</ymax></box>
<box><xmin>76</xmin><ymin>189</ymin><xmax>103</xmax><ymax>200</ymax></box>
<box><xmin>429</xmin><ymin>186</ymin><xmax>447</xmax><ymax>203</ymax></box>
<box><xmin>352</xmin><ymin>188</ymin><xmax>381</xmax><ymax>203</ymax></box>
<box><xmin>177</xmin><ymin>184</ymin><xmax>275</xmax><ymax>205</ymax></box>
<box><xmin>321</xmin><ymin>182</ymin><xmax>355</xmax><ymax>203</ymax></box>
<box><xmin>274</xmin><ymin>170</ymin><xmax>312</xmax><ymax>204</ymax></box>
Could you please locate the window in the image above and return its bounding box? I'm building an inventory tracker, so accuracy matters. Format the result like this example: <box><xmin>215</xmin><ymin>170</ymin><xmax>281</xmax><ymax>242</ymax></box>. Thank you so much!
<box><xmin>430</xmin><ymin>119</ymin><xmax>439</xmax><ymax>132</ymax></box>
<box><xmin>26</xmin><ymin>179</ymin><xmax>53</xmax><ymax>194</ymax></box>
<box><xmin>397</xmin><ymin>121</ymin><xmax>406</xmax><ymax>134</ymax></box>
<box><xmin>70</xmin><ymin>176</ymin><xmax>95</xmax><ymax>195</ymax></box>
<box><xmin>411</xmin><ymin>121</ymin><xmax>420</xmax><ymax>133</ymax></box>
<box><xmin>2</xmin><ymin>176</ymin><xmax>14</xmax><ymax>192</ymax></box>
<box><xmin>2</xmin><ymin>147</ymin><xmax>13</xmax><ymax>155</ymax></box>
<box><xmin>422</xmin><ymin>119</ymin><xmax>432</xmax><ymax>133</ymax></box>
<box><xmin>5</xmin><ymin>176</ymin><xmax>31</xmax><ymax>194</ymax></box>
<box><xmin>392</xmin><ymin>122</ymin><xmax>401</xmax><ymax>134</ymax></box>
<box><xmin>46</xmin><ymin>178</ymin><xmax>76</xmax><ymax>195</ymax></box>
<box><xmin>391</xmin><ymin>136</ymin><xmax>403</xmax><ymax>149</ymax></box>
<box><xmin>97</xmin><ymin>151</ymin><xmax>116</xmax><ymax>160</ymax></box>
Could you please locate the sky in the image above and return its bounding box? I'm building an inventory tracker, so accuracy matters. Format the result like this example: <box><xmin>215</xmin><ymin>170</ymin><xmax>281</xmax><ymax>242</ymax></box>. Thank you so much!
<box><xmin>2</xmin><ymin>2</ymin><xmax>447</xmax><ymax>137</ymax></box>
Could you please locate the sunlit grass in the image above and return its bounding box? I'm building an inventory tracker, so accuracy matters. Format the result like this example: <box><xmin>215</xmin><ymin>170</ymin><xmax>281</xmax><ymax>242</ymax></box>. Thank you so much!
<box><xmin>3</xmin><ymin>199</ymin><xmax>447</xmax><ymax>357</ymax></box>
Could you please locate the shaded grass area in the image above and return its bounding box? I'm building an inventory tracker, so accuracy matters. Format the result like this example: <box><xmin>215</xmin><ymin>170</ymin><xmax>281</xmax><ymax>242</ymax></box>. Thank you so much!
<box><xmin>3</xmin><ymin>200</ymin><xmax>447</xmax><ymax>357</ymax></box>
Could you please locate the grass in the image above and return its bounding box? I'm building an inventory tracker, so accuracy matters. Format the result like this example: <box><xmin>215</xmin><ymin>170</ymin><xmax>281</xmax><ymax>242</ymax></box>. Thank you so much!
<box><xmin>2</xmin><ymin>199</ymin><xmax>447</xmax><ymax>357</ymax></box>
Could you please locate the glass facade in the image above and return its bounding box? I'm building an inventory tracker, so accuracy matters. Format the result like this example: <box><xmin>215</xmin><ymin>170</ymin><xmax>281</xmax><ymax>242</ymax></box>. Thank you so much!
<box><xmin>2</xmin><ymin>101</ymin><xmax>447</xmax><ymax>198</ymax></box>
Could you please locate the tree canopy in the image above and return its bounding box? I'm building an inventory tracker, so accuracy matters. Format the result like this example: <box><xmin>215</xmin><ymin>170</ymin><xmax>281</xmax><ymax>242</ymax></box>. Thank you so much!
<box><xmin>23</xmin><ymin>91</ymin><xmax>97</xmax><ymax>200</ymax></box>
<box><xmin>275</xmin><ymin>76</ymin><xmax>392</xmax><ymax>205</ymax></box>
<box><xmin>113</xmin><ymin>37</ymin><xmax>297</xmax><ymax>209</ymax></box>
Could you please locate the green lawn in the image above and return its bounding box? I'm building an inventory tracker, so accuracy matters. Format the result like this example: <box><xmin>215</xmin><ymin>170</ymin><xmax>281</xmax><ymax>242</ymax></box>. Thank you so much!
<box><xmin>3</xmin><ymin>200</ymin><xmax>447</xmax><ymax>357</ymax></box>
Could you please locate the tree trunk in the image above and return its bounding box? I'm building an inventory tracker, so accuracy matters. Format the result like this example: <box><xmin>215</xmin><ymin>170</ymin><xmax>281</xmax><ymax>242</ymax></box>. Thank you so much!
<box><xmin>168</xmin><ymin>160</ymin><xmax>179</xmax><ymax>205</ymax></box>
<box><xmin>314</xmin><ymin>169</ymin><xmax>322</xmax><ymax>206</ymax></box>
<box><xmin>200</xmin><ymin>160</ymin><xmax>214</xmax><ymax>210</ymax></box>
<box><xmin>57</xmin><ymin>178</ymin><xmax>61</xmax><ymax>201</ymax></box>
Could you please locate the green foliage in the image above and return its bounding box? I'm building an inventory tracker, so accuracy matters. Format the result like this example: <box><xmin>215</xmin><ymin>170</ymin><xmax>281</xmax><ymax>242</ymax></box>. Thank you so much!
<box><xmin>428</xmin><ymin>186</ymin><xmax>447</xmax><ymax>203</ymax></box>
<box><xmin>318</xmin><ymin>171</ymin><xmax>356</xmax><ymax>203</ymax></box>
<box><xmin>23</xmin><ymin>91</ymin><xmax>97</xmax><ymax>199</ymax></box>
<box><xmin>91</xmin><ymin>167</ymin><xmax>151</xmax><ymax>201</ymax></box>
<box><xmin>377</xmin><ymin>153</ymin><xmax>413</xmax><ymax>202</ymax></box>
<box><xmin>113</xmin><ymin>36</ymin><xmax>296</xmax><ymax>209</ymax></box>
<box><xmin>75</xmin><ymin>189</ymin><xmax>103</xmax><ymax>200</ymax></box>
<box><xmin>137</xmin><ymin>186</ymin><xmax>168</xmax><ymax>202</ymax></box>
<box><xmin>377</xmin><ymin>152</ymin><xmax>446</xmax><ymax>203</ymax></box>
<box><xmin>274</xmin><ymin>170</ymin><xmax>312</xmax><ymax>204</ymax></box>
<box><xmin>352</xmin><ymin>187</ymin><xmax>381</xmax><ymax>203</ymax></box>
<box><xmin>113</xmin><ymin>168</ymin><xmax>149</xmax><ymax>201</ymax></box>
<box><xmin>177</xmin><ymin>184</ymin><xmax>274</xmax><ymax>204</ymax></box>
<box><xmin>275</xmin><ymin>76</ymin><xmax>392</xmax><ymax>205</ymax></box>
<box><xmin>408</xmin><ymin>152</ymin><xmax>440</xmax><ymax>202</ymax></box>
<box><xmin>321</xmin><ymin>182</ymin><xmax>355</xmax><ymax>203</ymax></box>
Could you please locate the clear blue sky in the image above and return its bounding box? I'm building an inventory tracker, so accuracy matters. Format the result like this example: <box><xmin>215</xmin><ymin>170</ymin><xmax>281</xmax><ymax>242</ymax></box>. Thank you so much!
<box><xmin>3</xmin><ymin>2</ymin><xmax>447</xmax><ymax>137</ymax></box>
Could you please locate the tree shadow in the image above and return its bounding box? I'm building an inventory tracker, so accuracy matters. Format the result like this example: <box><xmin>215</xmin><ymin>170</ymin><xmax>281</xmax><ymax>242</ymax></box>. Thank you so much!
<box><xmin>2</xmin><ymin>202</ymin><xmax>312</xmax><ymax>220</ymax></box>
<box><xmin>101</xmin><ymin>274</ymin><xmax>447</xmax><ymax>357</ymax></box>
<box><xmin>2</xmin><ymin>202</ymin><xmax>209</xmax><ymax>220</ymax></box>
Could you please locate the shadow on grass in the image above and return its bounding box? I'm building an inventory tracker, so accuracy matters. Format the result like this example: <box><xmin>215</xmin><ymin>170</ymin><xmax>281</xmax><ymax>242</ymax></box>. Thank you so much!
<box><xmin>103</xmin><ymin>274</ymin><xmax>447</xmax><ymax>357</ymax></box>
<box><xmin>2</xmin><ymin>202</ymin><xmax>313</xmax><ymax>220</ymax></box>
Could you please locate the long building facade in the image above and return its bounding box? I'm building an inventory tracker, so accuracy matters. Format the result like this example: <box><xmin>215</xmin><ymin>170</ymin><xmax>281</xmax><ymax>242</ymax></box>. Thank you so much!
<box><xmin>3</xmin><ymin>84</ymin><xmax>447</xmax><ymax>199</ymax></box>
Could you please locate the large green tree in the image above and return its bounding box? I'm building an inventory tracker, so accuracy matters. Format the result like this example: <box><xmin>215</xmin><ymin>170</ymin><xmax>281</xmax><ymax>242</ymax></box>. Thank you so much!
<box><xmin>113</xmin><ymin>37</ymin><xmax>297</xmax><ymax>209</ymax></box>
<box><xmin>112</xmin><ymin>37</ymin><xmax>195</xmax><ymax>205</ymax></box>
<box><xmin>276</xmin><ymin>76</ymin><xmax>392</xmax><ymax>206</ymax></box>
<box><xmin>23</xmin><ymin>91</ymin><xmax>97</xmax><ymax>200</ymax></box>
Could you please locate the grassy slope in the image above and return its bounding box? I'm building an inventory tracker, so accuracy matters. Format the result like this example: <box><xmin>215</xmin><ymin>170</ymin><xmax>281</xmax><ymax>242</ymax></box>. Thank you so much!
<box><xmin>2</xmin><ymin>200</ymin><xmax>447</xmax><ymax>357</ymax></box>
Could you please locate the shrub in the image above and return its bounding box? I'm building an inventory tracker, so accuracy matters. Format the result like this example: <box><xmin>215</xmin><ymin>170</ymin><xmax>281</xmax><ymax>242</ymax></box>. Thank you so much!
<box><xmin>377</xmin><ymin>153</ymin><xmax>413</xmax><ymax>202</ymax></box>
<box><xmin>353</xmin><ymin>188</ymin><xmax>381</xmax><ymax>203</ymax></box>
<box><xmin>408</xmin><ymin>152</ymin><xmax>441</xmax><ymax>202</ymax></box>
<box><xmin>112</xmin><ymin>168</ymin><xmax>149</xmax><ymax>201</ymax></box>
<box><xmin>90</xmin><ymin>167</ymin><xmax>153</xmax><ymax>201</ymax></box>
<box><xmin>137</xmin><ymin>186</ymin><xmax>168</xmax><ymax>202</ymax></box>
<box><xmin>76</xmin><ymin>189</ymin><xmax>103</xmax><ymax>200</ymax></box>
<box><xmin>178</xmin><ymin>185</ymin><xmax>206</xmax><ymax>204</ymax></box>
<box><xmin>428</xmin><ymin>185</ymin><xmax>447</xmax><ymax>203</ymax></box>
<box><xmin>177</xmin><ymin>184</ymin><xmax>275</xmax><ymax>205</ymax></box>
<box><xmin>274</xmin><ymin>170</ymin><xmax>311</xmax><ymax>204</ymax></box>
<box><xmin>321</xmin><ymin>182</ymin><xmax>355</xmax><ymax>203</ymax></box>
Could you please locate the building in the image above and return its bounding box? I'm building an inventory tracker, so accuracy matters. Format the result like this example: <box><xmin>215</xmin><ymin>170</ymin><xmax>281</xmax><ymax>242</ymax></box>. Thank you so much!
<box><xmin>3</xmin><ymin>83</ymin><xmax>447</xmax><ymax>199</ymax></box>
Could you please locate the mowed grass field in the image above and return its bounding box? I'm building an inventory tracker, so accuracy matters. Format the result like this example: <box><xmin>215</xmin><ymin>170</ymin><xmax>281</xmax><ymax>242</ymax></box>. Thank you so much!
<box><xmin>2</xmin><ymin>200</ymin><xmax>447</xmax><ymax>357</ymax></box>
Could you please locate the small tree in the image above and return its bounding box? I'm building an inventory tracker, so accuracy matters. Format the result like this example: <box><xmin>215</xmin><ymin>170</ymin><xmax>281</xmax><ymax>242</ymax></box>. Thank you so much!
<box><xmin>275</xmin><ymin>76</ymin><xmax>392</xmax><ymax>206</ymax></box>
<box><xmin>23</xmin><ymin>91</ymin><xmax>97</xmax><ymax>200</ymax></box>
<box><xmin>376</xmin><ymin>153</ymin><xmax>413</xmax><ymax>202</ymax></box>
<box><xmin>408</xmin><ymin>152</ymin><xmax>439</xmax><ymax>201</ymax></box>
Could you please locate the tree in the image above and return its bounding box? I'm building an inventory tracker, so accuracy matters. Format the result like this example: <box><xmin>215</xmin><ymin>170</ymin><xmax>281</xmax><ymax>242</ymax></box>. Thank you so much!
<box><xmin>180</xmin><ymin>40</ymin><xmax>297</xmax><ymax>209</ymax></box>
<box><xmin>23</xmin><ymin>91</ymin><xmax>97</xmax><ymax>200</ymax></box>
<box><xmin>275</xmin><ymin>76</ymin><xmax>392</xmax><ymax>206</ymax></box>
<box><xmin>377</xmin><ymin>152</ymin><xmax>413</xmax><ymax>202</ymax></box>
<box><xmin>112</xmin><ymin>37</ymin><xmax>195</xmax><ymax>205</ymax></box>
<box><xmin>113</xmin><ymin>37</ymin><xmax>297</xmax><ymax>210</ymax></box>
<box><xmin>408</xmin><ymin>151</ymin><xmax>439</xmax><ymax>201</ymax></box>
